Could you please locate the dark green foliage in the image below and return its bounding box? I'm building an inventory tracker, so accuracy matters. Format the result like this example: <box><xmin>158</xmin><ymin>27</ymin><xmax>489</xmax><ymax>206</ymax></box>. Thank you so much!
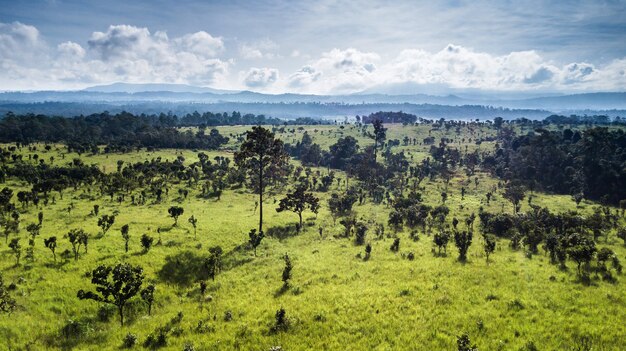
<box><xmin>282</xmin><ymin>254</ymin><xmax>292</xmax><ymax>288</ymax></box>
<box><xmin>454</xmin><ymin>231</ymin><xmax>473</xmax><ymax>261</ymax></box>
<box><xmin>44</xmin><ymin>236</ymin><xmax>57</xmax><ymax>262</ymax></box>
<box><xmin>141</xmin><ymin>285</ymin><xmax>155</xmax><ymax>315</ymax></box>
<box><xmin>188</xmin><ymin>215</ymin><xmax>198</xmax><ymax>239</ymax></box>
<box><xmin>272</xmin><ymin>308</ymin><xmax>289</xmax><ymax>333</ymax></box>
<box><xmin>121</xmin><ymin>224</ymin><xmax>130</xmax><ymax>253</ymax></box>
<box><xmin>235</xmin><ymin>126</ymin><xmax>290</xmax><ymax>235</ymax></box>
<box><xmin>457</xmin><ymin>333</ymin><xmax>478</xmax><ymax>351</ymax></box>
<box><xmin>0</xmin><ymin>273</ymin><xmax>17</xmax><ymax>314</ymax></box>
<box><xmin>123</xmin><ymin>333</ymin><xmax>138</xmax><ymax>348</ymax></box>
<box><xmin>354</xmin><ymin>222</ymin><xmax>367</xmax><ymax>245</ymax></box>
<box><xmin>141</xmin><ymin>234</ymin><xmax>154</xmax><ymax>253</ymax></box>
<box><xmin>97</xmin><ymin>215</ymin><xmax>115</xmax><ymax>235</ymax></box>
<box><xmin>328</xmin><ymin>190</ymin><xmax>358</xmax><ymax>222</ymax></box>
<box><xmin>248</xmin><ymin>229</ymin><xmax>264</xmax><ymax>256</ymax></box>
<box><xmin>566</xmin><ymin>234</ymin><xmax>597</xmax><ymax>276</ymax></box>
<box><xmin>9</xmin><ymin>238</ymin><xmax>21</xmax><ymax>265</ymax></box>
<box><xmin>433</xmin><ymin>231</ymin><xmax>450</xmax><ymax>255</ymax></box>
<box><xmin>68</xmin><ymin>229</ymin><xmax>88</xmax><ymax>261</ymax></box>
<box><xmin>0</xmin><ymin>112</ymin><xmax>229</xmax><ymax>150</ymax></box>
<box><xmin>390</xmin><ymin>238</ymin><xmax>400</xmax><ymax>252</ymax></box>
<box><xmin>276</xmin><ymin>184</ymin><xmax>320</xmax><ymax>231</ymax></box>
<box><xmin>168</xmin><ymin>206</ymin><xmax>184</xmax><ymax>226</ymax></box>
<box><xmin>77</xmin><ymin>263</ymin><xmax>144</xmax><ymax>326</ymax></box>
<box><xmin>205</xmin><ymin>246</ymin><xmax>223</xmax><ymax>281</ymax></box>
<box><xmin>483</xmin><ymin>235</ymin><xmax>496</xmax><ymax>263</ymax></box>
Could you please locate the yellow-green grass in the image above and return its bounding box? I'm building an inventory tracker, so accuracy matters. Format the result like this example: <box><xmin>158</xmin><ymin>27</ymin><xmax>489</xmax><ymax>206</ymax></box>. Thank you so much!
<box><xmin>1</xmin><ymin>124</ymin><xmax>625</xmax><ymax>350</ymax></box>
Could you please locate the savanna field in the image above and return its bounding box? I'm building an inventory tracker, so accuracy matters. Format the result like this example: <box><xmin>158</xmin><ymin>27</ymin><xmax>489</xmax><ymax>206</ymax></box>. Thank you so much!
<box><xmin>1</xmin><ymin>120</ymin><xmax>626</xmax><ymax>351</ymax></box>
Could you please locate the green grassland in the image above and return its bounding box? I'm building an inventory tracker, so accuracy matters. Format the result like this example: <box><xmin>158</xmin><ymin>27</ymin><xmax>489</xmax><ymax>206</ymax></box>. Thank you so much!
<box><xmin>1</xmin><ymin>123</ymin><xmax>625</xmax><ymax>350</ymax></box>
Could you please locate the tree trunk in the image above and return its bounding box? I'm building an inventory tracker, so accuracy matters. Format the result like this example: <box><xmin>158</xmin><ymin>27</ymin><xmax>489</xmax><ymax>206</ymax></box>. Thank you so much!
<box><xmin>298</xmin><ymin>212</ymin><xmax>303</xmax><ymax>232</ymax></box>
<box><xmin>119</xmin><ymin>305</ymin><xmax>124</xmax><ymax>326</ymax></box>
<box><xmin>259</xmin><ymin>157</ymin><xmax>264</xmax><ymax>235</ymax></box>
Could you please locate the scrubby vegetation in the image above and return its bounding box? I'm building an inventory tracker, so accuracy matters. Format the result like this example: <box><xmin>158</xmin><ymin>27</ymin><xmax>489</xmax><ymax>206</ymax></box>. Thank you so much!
<box><xmin>0</xmin><ymin>111</ymin><xmax>625</xmax><ymax>350</ymax></box>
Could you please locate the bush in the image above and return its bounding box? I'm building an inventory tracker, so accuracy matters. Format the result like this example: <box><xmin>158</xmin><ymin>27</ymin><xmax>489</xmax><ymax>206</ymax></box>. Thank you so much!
<box><xmin>390</xmin><ymin>238</ymin><xmax>400</xmax><ymax>252</ymax></box>
<box><xmin>123</xmin><ymin>333</ymin><xmax>138</xmax><ymax>348</ymax></box>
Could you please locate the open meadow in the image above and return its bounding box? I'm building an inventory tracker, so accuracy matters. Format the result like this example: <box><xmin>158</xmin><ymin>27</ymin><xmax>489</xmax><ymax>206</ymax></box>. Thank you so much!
<box><xmin>1</xmin><ymin>119</ymin><xmax>626</xmax><ymax>351</ymax></box>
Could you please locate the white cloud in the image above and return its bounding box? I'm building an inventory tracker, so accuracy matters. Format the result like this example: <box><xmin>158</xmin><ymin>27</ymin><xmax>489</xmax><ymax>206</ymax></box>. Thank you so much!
<box><xmin>57</xmin><ymin>41</ymin><xmax>85</xmax><ymax>60</ymax></box>
<box><xmin>239</xmin><ymin>39</ymin><xmax>279</xmax><ymax>59</ymax></box>
<box><xmin>0</xmin><ymin>22</ymin><xmax>46</xmax><ymax>61</ymax></box>
<box><xmin>0</xmin><ymin>21</ymin><xmax>625</xmax><ymax>94</ymax></box>
<box><xmin>0</xmin><ymin>23</ymin><xmax>230</xmax><ymax>90</ymax></box>
<box><xmin>286</xmin><ymin>48</ymin><xmax>379</xmax><ymax>93</ymax></box>
<box><xmin>283</xmin><ymin>45</ymin><xmax>626</xmax><ymax>94</ymax></box>
<box><xmin>173</xmin><ymin>31</ymin><xmax>224</xmax><ymax>58</ymax></box>
<box><xmin>242</xmin><ymin>67</ymin><xmax>279</xmax><ymax>88</ymax></box>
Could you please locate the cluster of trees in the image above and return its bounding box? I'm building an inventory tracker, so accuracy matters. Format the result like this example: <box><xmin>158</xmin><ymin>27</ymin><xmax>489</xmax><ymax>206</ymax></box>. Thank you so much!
<box><xmin>0</xmin><ymin>112</ymin><xmax>229</xmax><ymax>150</ymax></box>
<box><xmin>484</xmin><ymin>127</ymin><xmax>626</xmax><ymax>205</ymax></box>
<box><xmin>359</xmin><ymin>111</ymin><xmax>418</xmax><ymax>124</ymax></box>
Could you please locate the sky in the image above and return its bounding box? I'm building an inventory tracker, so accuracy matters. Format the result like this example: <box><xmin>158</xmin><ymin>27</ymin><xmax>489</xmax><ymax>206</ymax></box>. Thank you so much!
<box><xmin>0</xmin><ymin>0</ymin><xmax>625</xmax><ymax>94</ymax></box>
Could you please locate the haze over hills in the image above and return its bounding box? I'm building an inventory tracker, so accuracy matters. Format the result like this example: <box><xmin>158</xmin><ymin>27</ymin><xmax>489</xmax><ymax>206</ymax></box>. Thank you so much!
<box><xmin>1</xmin><ymin>83</ymin><xmax>624</xmax><ymax>119</ymax></box>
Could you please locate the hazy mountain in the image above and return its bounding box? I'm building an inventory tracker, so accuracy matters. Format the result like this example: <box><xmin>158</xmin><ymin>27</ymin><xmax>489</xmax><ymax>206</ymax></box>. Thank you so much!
<box><xmin>0</xmin><ymin>84</ymin><xmax>624</xmax><ymax>119</ymax></box>
<box><xmin>83</xmin><ymin>83</ymin><xmax>239</xmax><ymax>94</ymax></box>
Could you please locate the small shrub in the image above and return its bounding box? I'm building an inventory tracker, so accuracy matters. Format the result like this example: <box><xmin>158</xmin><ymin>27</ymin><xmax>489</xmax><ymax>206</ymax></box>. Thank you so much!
<box><xmin>123</xmin><ymin>333</ymin><xmax>138</xmax><ymax>348</ymax></box>
<box><xmin>390</xmin><ymin>238</ymin><xmax>400</xmax><ymax>252</ymax></box>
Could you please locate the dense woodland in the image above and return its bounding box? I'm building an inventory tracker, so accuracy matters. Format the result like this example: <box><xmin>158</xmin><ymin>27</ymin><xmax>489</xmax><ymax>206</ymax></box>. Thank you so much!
<box><xmin>0</xmin><ymin>111</ymin><xmax>625</xmax><ymax>350</ymax></box>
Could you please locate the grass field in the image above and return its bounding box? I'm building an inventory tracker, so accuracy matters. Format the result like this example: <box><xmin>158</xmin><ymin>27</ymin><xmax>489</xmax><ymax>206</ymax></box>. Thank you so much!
<box><xmin>1</xmin><ymin>123</ymin><xmax>625</xmax><ymax>350</ymax></box>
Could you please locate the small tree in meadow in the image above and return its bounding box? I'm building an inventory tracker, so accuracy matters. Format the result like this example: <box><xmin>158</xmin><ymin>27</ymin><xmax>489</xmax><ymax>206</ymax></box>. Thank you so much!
<box><xmin>141</xmin><ymin>234</ymin><xmax>154</xmax><ymax>253</ymax></box>
<box><xmin>168</xmin><ymin>206</ymin><xmax>184</xmax><ymax>226</ymax></box>
<box><xmin>454</xmin><ymin>230</ymin><xmax>473</xmax><ymax>262</ymax></box>
<box><xmin>282</xmin><ymin>254</ymin><xmax>293</xmax><ymax>289</ymax></box>
<box><xmin>248</xmin><ymin>229</ymin><xmax>264</xmax><ymax>256</ymax></box>
<box><xmin>276</xmin><ymin>184</ymin><xmax>320</xmax><ymax>232</ymax></box>
<box><xmin>8</xmin><ymin>238</ymin><xmax>21</xmax><ymax>265</ymax></box>
<box><xmin>68</xmin><ymin>228</ymin><xmax>88</xmax><ymax>261</ymax></box>
<box><xmin>433</xmin><ymin>231</ymin><xmax>450</xmax><ymax>255</ymax></box>
<box><xmin>206</xmin><ymin>246</ymin><xmax>223</xmax><ymax>281</ymax></box>
<box><xmin>188</xmin><ymin>215</ymin><xmax>198</xmax><ymax>239</ymax></box>
<box><xmin>121</xmin><ymin>224</ymin><xmax>130</xmax><ymax>253</ymax></box>
<box><xmin>0</xmin><ymin>273</ymin><xmax>17</xmax><ymax>315</ymax></box>
<box><xmin>44</xmin><ymin>236</ymin><xmax>57</xmax><ymax>262</ymax></box>
<box><xmin>483</xmin><ymin>235</ymin><xmax>496</xmax><ymax>264</ymax></box>
<box><xmin>141</xmin><ymin>285</ymin><xmax>155</xmax><ymax>316</ymax></box>
<box><xmin>77</xmin><ymin>263</ymin><xmax>144</xmax><ymax>326</ymax></box>
<box><xmin>98</xmin><ymin>214</ymin><xmax>115</xmax><ymax>236</ymax></box>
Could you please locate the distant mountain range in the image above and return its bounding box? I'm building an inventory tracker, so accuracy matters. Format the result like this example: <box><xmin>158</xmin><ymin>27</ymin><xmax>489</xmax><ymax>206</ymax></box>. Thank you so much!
<box><xmin>1</xmin><ymin>83</ymin><xmax>624</xmax><ymax>119</ymax></box>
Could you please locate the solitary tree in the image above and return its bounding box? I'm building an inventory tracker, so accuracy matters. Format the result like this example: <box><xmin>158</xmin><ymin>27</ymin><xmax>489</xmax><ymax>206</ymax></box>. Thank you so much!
<box><xmin>206</xmin><ymin>246</ymin><xmax>223</xmax><ymax>281</ymax></box>
<box><xmin>433</xmin><ymin>231</ymin><xmax>450</xmax><ymax>255</ymax></box>
<box><xmin>98</xmin><ymin>214</ymin><xmax>115</xmax><ymax>236</ymax></box>
<box><xmin>235</xmin><ymin>126</ymin><xmax>290</xmax><ymax>236</ymax></box>
<box><xmin>140</xmin><ymin>284</ymin><xmax>155</xmax><ymax>316</ymax></box>
<box><xmin>168</xmin><ymin>206</ymin><xmax>184</xmax><ymax>226</ymax></box>
<box><xmin>44</xmin><ymin>236</ymin><xmax>57</xmax><ymax>262</ymax></box>
<box><xmin>454</xmin><ymin>230</ymin><xmax>473</xmax><ymax>262</ymax></box>
<box><xmin>503</xmin><ymin>182</ymin><xmax>526</xmax><ymax>213</ymax></box>
<box><xmin>248</xmin><ymin>229</ymin><xmax>264</xmax><ymax>256</ymax></box>
<box><xmin>140</xmin><ymin>234</ymin><xmax>154</xmax><ymax>253</ymax></box>
<box><xmin>68</xmin><ymin>228</ymin><xmax>88</xmax><ymax>261</ymax></box>
<box><xmin>113</xmin><ymin>222</ymin><xmax>127</xmax><ymax>251</ymax></box>
<box><xmin>483</xmin><ymin>235</ymin><xmax>496</xmax><ymax>264</ymax></box>
<box><xmin>282</xmin><ymin>254</ymin><xmax>293</xmax><ymax>289</ymax></box>
<box><xmin>77</xmin><ymin>263</ymin><xmax>144</xmax><ymax>326</ymax></box>
<box><xmin>276</xmin><ymin>184</ymin><xmax>320</xmax><ymax>232</ymax></box>
<box><xmin>567</xmin><ymin>235</ymin><xmax>596</xmax><ymax>276</ymax></box>
<box><xmin>8</xmin><ymin>238</ymin><xmax>21</xmax><ymax>265</ymax></box>
<box><xmin>370</xmin><ymin>119</ymin><xmax>387</xmax><ymax>161</ymax></box>
<box><xmin>0</xmin><ymin>273</ymin><xmax>17</xmax><ymax>315</ymax></box>
<box><xmin>188</xmin><ymin>215</ymin><xmax>198</xmax><ymax>239</ymax></box>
